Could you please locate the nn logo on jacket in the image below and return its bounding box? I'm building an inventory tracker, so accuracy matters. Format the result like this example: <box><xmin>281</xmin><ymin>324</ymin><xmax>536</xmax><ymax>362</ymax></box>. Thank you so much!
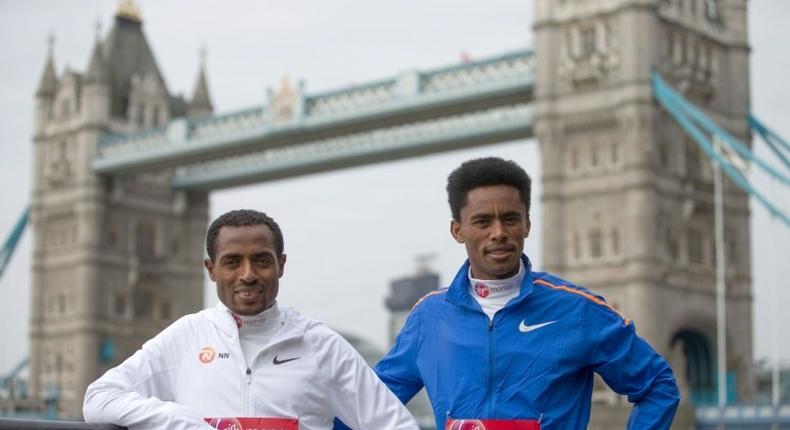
<box><xmin>199</xmin><ymin>347</ymin><xmax>231</xmax><ymax>364</ymax></box>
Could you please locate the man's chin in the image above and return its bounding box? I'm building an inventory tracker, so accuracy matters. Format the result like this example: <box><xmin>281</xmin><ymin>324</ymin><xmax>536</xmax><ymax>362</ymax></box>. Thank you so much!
<box><xmin>233</xmin><ymin>302</ymin><xmax>269</xmax><ymax>316</ymax></box>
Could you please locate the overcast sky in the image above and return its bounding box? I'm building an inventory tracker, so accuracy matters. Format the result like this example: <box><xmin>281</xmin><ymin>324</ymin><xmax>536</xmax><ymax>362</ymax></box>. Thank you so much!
<box><xmin>0</xmin><ymin>1</ymin><xmax>788</xmax><ymax>376</ymax></box>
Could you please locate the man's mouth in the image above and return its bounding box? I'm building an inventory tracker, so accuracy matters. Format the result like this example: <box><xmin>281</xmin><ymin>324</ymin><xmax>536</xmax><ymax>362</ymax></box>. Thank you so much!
<box><xmin>486</xmin><ymin>246</ymin><xmax>516</xmax><ymax>258</ymax></box>
<box><xmin>235</xmin><ymin>287</ymin><xmax>264</xmax><ymax>300</ymax></box>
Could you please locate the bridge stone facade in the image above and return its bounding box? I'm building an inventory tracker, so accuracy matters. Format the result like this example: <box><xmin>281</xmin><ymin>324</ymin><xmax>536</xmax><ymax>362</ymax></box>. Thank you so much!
<box><xmin>29</xmin><ymin>0</ymin><xmax>753</xmax><ymax>425</ymax></box>
<box><xmin>29</xmin><ymin>7</ymin><xmax>210</xmax><ymax>416</ymax></box>
<box><xmin>534</xmin><ymin>0</ymin><xmax>753</xmax><ymax>412</ymax></box>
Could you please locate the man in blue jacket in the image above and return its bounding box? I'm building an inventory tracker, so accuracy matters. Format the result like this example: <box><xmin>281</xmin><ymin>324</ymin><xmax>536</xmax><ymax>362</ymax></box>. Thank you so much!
<box><xmin>345</xmin><ymin>157</ymin><xmax>680</xmax><ymax>429</ymax></box>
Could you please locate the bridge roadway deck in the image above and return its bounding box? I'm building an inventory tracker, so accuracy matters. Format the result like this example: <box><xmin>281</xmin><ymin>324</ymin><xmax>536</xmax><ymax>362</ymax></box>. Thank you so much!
<box><xmin>93</xmin><ymin>50</ymin><xmax>535</xmax><ymax>190</ymax></box>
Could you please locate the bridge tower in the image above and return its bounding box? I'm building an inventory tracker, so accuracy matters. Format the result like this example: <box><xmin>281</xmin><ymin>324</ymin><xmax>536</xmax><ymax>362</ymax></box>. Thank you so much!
<box><xmin>29</xmin><ymin>4</ymin><xmax>210</xmax><ymax>417</ymax></box>
<box><xmin>534</xmin><ymin>0</ymin><xmax>753</xmax><ymax>414</ymax></box>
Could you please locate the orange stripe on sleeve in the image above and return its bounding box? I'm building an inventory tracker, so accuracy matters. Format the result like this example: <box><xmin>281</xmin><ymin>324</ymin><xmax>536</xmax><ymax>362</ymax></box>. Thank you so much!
<box><xmin>534</xmin><ymin>278</ymin><xmax>632</xmax><ymax>325</ymax></box>
<box><xmin>411</xmin><ymin>290</ymin><xmax>445</xmax><ymax>311</ymax></box>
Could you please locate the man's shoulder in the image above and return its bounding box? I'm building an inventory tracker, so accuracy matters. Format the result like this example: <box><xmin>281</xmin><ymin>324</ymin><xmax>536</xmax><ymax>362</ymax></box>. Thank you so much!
<box><xmin>531</xmin><ymin>272</ymin><xmax>631</xmax><ymax>325</ymax></box>
<box><xmin>154</xmin><ymin>309</ymin><xmax>215</xmax><ymax>338</ymax></box>
<box><xmin>531</xmin><ymin>272</ymin><xmax>593</xmax><ymax>298</ymax></box>
<box><xmin>410</xmin><ymin>288</ymin><xmax>449</xmax><ymax>312</ymax></box>
<box><xmin>278</xmin><ymin>306</ymin><xmax>334</xmax><ymax>342</ymax></box>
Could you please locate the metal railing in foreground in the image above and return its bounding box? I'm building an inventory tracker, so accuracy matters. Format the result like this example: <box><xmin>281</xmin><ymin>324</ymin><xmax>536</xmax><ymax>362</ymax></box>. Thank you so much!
<box><xmin>0</xmin><ymin>419</ymin><xmax>124</xmax><ymax>430</ymax></box>
<box><xmin>695</xmin><ymin>405</ymin><xmax>790</xmax><ymax>429</ymax></box>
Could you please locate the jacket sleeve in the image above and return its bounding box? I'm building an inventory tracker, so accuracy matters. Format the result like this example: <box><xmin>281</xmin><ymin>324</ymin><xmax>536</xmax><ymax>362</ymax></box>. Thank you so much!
<box><xmin>82</xmin><ymin>320</ymin><xmax>212</xmax><ymax>430</ymax></box>
<box><xmin>373</xmin><ymin>306</ymin><xmax>424</xmax><ymax>404</ymax></box>
<box><xmin>324</xmin><ymin>332</ymin><xmax>420</xmax><ymax>430</ymax></box>
<box><xmin>591</xmin><ymin>311</ymin><xmax>680</xmax><ymax>430</ymax></box>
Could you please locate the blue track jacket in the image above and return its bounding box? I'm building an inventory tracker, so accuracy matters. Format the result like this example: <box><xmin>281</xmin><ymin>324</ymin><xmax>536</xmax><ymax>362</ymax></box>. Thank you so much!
<box><xmin>374</xmin><ymin>256</ymin><xmax>680</xmax><ymax>430</ymax></box>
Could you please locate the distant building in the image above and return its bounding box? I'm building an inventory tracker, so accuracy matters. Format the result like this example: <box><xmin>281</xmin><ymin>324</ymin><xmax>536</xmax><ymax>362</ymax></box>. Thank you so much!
<box><xmin>385</xmin><ymin>255</ymin><xmax>440</xmax><ymax>344</ymax></box>
<box><xmin>383</xmin><ymin>257</ymin><xmax>440</xmax><ymax>430</ymax></box>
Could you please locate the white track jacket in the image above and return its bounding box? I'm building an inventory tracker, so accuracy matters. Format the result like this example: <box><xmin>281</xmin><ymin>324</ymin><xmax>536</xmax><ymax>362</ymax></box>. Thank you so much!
<box><xmin>83</xmin><ymin>303</ymin><xmax>418</xmax><ymax>430</ymax></box>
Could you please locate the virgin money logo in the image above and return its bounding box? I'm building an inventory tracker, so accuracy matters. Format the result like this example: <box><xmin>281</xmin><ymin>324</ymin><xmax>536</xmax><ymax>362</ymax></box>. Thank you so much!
<box><xmin>474</xmin><ymin>283</ymin><xmax>490</xmax><ymax>298</ymax></box>
<box><xmin>199</xmin><ymin>346</ymin><xmax>216</xmax><ymax>364</ymax></box>
<box><xmin>448</xmin><ymin>419</ymin><xmax>486</xmax><ymax>430</ymax></box>
<box><xmin>206</xmin><ymin>417</ymin><xmax>242</xmax><ymax>430</ymax></box>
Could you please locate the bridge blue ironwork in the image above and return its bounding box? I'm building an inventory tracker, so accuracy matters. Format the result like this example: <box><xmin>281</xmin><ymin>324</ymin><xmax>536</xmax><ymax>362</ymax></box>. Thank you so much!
<box><xmin>0</xmin><ymin>208</ymin><xmax>28</xmax><ymax>281</ymax></box>
<box><xmin>93</xmin><ymin>50</ymin><xmax>535</xmax><ymax>190</ymax></box>
<box><xmin>652</xmin><ymin>72</ymin><xmax>790</xmax><ymax>227</ymax></box>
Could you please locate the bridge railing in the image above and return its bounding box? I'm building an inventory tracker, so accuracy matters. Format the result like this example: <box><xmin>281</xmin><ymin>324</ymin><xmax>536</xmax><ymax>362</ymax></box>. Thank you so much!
<box><xmin>0</xmin><ymin>419</ymin><xmax>124</xmax><ymax>430</ymax></box>
<box><xmin>695</xmin><ymin>405</ymin><xmax>790</xmax><ymax>428</ymax></box>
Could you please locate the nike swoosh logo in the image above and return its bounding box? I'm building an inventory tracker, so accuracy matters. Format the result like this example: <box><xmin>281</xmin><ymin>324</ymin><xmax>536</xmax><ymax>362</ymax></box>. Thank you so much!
<box><xmin>272</xmin><ymin>355</ymin><xmax>300</xmax><ymax>365</ymax></box>
<box><xmin>518</xmin><ymin>320</ymin><xmax>557</xmax><ymax>333</ymax></box>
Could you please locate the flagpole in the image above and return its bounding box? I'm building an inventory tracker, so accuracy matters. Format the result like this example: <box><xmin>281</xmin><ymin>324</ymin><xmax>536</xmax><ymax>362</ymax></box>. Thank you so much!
<box><xmin>713</xmin><ymin>137</ymin><xmax>728</xmax><ymax>420</ymax></box>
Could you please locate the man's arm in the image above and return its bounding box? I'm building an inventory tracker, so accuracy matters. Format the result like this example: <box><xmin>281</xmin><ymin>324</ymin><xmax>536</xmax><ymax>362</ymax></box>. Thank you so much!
<box><xmin>373</xmin><ymin>306</ymin><xmax>424</xmax><ymax>404</ymax></box>
<box><xmin>83</xmin><ymin>321</ymin><xmax>211</xmax><ymax>429</ymax></box>
<box><xmin>324</xmin><ymin>331</ymin><xmax>419</xmax><ymax>430</ymax></box>
<box><xmin>592</xmin><ymin>314</ymin><xmax>680</xmax><ymax>430</ymax></box>
<box><xmin>333</xmin><ymin>305</ymin><xmax>425</xmax><ymax>430</ymax></box>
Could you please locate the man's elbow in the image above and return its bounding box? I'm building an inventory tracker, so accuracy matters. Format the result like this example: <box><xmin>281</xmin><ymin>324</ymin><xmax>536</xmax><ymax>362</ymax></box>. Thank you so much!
<box><xmin>82</xmin><ymin>382</ymin><xmax>111</xmax><ymax>423</ymax></box>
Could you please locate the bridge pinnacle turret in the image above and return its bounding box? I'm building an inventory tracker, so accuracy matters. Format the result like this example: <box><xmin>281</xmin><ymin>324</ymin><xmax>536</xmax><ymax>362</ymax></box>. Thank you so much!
<box><xmin>187</xmin><ymin>46</ymin><xmax>213</xmax><ymax>118</ymax></box>
<box><xmin>84</xmin><ymin>25</ymin><xmax>108</xmax><ymax>85</ymax></box>
<box><xmin>35</xmin><ymin>33</ymin><xmax>57</xmax><ymax>97</ymax></box>
<box><xmin>116</xmin><ymin>0</ymin><xmax>141</xmax><ymax>23</ymax></box>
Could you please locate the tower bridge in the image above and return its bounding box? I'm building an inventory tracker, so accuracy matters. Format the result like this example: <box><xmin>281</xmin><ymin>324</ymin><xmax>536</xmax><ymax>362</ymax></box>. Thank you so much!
<box><xmin>5</xmin><ymin>0</ymin><xmax>782</xmax><ymax>427</ymax></box>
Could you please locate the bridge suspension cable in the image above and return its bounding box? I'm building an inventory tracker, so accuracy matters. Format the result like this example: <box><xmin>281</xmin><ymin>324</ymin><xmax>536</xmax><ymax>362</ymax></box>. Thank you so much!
<box><xmin>748</xmin><ymin>113</ymin><xmax>790</xmax><ymax>170</ymax></box>
<box><xmin>651</xmin><ymin>72</ymin><xmax>790</xmax><ymax>227</ymax></box>
<box><xmin>0</xmin><ymin>207</ymin><xmax>29</xmax><ymax>281</ymax></box>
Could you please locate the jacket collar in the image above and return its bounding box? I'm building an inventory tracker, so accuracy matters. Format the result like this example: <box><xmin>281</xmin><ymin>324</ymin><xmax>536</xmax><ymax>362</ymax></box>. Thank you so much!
<box><xmin>446</xmin><ymin>254</ymin><xmax>535</xmax><ymax>313</ymax></box>
<box><xmin>207</xmin><ymin>301</ymin><xmax>312</xmax><ymax>345</ymax></box>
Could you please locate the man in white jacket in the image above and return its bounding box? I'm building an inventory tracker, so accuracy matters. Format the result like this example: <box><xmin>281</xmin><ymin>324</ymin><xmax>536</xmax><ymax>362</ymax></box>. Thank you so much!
<box><xmin>83</xmin><ymin>209</ymin><xmax>418</xmax><ymax>430</ymax></box>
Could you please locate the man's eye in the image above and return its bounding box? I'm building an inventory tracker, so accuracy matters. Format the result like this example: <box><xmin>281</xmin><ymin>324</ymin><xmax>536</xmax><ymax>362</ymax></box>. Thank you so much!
<box><xmin>255</xmin><ymin>258</ymin><xmax>272</xmax><ymax>267</ymax></box>
<box><xmin>222</xmin><ymin>258</ymin><xmax>238</xmax><ymax>267</ymax></box>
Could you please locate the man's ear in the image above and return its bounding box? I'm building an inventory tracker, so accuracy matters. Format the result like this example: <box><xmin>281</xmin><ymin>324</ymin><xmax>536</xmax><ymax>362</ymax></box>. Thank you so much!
<box><xmin>278</xmin><ymin>254</ymin><xmax>287</xmax><ymax>279</ymax></box>
<box><xmin>525</xmin><ymin>216</ymin><xmax>531</xmax><ymax>238</ymax></box>
<box><xmin>450</xmin><ymin>219</ymin><xmax>464</xmax><ymax>244</ymax></box>
<box><xmin>204</xmin><ymin>258</ymin><xmax>216</xmax><ymax>282</ymax></box>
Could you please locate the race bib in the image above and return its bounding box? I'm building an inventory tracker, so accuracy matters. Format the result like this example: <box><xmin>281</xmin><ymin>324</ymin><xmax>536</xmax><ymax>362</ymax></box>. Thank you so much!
<box><xmin>446</xmin><ymin>419</ymin><xmax>540</xmax><ymax>430</ymax></box>
<box><xmin>205</xmin><ymin>417</ymin><xmax>299</xmax><ymax>430</ymax></box>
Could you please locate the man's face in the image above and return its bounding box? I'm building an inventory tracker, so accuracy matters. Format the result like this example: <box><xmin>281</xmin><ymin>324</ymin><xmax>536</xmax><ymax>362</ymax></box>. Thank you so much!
<box><xmin>204</xmin><ymin>224</ymin><xmax>286</xmax><ymax>316</ymax></box>
<box><xmin>451</xmin><ymin>185</ymin><xmax>530</xmax><ymax>280</ymax></box>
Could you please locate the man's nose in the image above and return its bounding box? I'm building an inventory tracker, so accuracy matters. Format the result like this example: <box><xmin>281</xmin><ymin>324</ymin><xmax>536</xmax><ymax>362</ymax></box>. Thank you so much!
<box><xmin>239</xmin><ymin>260</ymin><xmax>257</xmax><ymax>283</ymax></box>
<box><xmin>490</xmin><ymin>219</ymin><xmax>506</xmax><ymax>240</ymax></box>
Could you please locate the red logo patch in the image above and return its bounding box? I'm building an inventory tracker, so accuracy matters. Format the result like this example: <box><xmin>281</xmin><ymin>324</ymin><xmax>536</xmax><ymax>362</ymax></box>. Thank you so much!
<box><xmin>475</xmin><ymin>283</ymin><xmax>490</xmax><ymax>298</ymax></box>
<box><xmin>448</xmin><ymin>420</ymin><xmax>486</xmax><ymax>430</ymax></box>
<box><xmin>199</xmin><ymin>346</ymin><xmax>216</xmax><ymax>364</ymax></box>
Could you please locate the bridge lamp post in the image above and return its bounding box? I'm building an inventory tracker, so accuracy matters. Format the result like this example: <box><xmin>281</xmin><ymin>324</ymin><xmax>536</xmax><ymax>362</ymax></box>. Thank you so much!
<box><xmin>712</xmin><ymin>136</ymin><xmax>727</xmax><ymax>419</ymax></box>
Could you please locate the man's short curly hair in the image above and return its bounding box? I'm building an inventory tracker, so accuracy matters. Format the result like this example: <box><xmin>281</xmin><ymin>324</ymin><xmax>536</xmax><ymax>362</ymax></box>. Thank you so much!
<box><xmin>205</xmin><ymin>209</ymin><xmax>284</xmax><ymax>261</ymax></box>
<box><xmin>446</xmin><ymin>157</ymin><xmax>531</xmax><ymax>221</ymax></box>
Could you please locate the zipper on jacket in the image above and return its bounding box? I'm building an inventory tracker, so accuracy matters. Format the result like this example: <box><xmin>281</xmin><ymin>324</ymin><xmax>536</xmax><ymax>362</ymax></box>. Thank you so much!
<box><xmin>486</xmin><ymin>318</ymin><xmax>496</xmax><ymax>416</ymax></box>
<box><xmin>243</xmin><ymin>367</ymin><xmax>252</xmax><ymax>415</ymax></box>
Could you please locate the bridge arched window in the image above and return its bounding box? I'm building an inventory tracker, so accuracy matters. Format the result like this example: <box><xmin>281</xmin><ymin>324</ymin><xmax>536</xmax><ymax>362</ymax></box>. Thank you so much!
<box><xmin>611</xmin><ymin>228</ymin><xmax>620</xmax><ymax>256</ymax></box>
<box><xmin>570</xmin><ymin>147</ymin><xmax>580</xmax><ymax>171</ymax></box>
<box><xmin>704</xmin><ymin>0</ymin><xmax>720</xmax><ymax>22</ymax></box>
<box><xmin>589</xmin><ymin>228</ymin><xmax>603</xmax><ymax>259</ymax></box>
<box><xmin>134</xmin><ymin>219</ymin><xmax>157</xmax><ymax>260</ymax></box>
<box><xmin>591</xmin><ymin>145</ymin><xmax>600</xmax><ymax>168</ymax></box>
<box><xmin>672</xmin><ymin>330</ymin><xmax>716</xmax><ymax>405</ymax></box>
<box><xmin>580</xmin><ymin>26</ymin><xmax>596</xmax><ymax>59</ymax></box>
<box><xmin>687</xmin><ymin>226</ymin><xmax>705</xmax><ymax>266</ymax></box>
